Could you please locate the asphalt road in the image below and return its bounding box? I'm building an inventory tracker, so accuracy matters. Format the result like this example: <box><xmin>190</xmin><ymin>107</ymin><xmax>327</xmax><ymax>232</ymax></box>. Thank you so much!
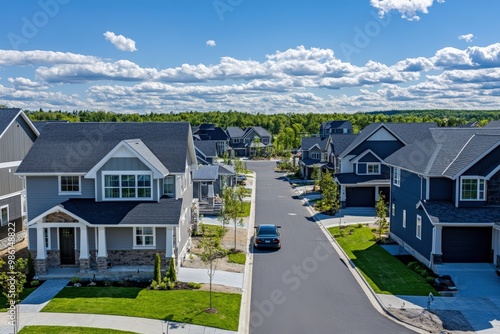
<box><xmin>248</xmin><ymin>161</ymin><xmax>414</xmax><ymax>334</ymax></box>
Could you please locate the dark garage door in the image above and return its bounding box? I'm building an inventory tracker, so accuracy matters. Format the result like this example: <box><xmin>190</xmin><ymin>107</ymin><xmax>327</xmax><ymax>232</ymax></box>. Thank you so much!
<box><xmin>379</xmin><ymin>187</ymin><xmax>390</xmax><ymax>203</ymax></box>
<box><xmin>346</xmin><ymin>187</ymin><xmax>375</xmax><ymax>207</ymax></box>
<box><xmin>442</xmin><ymin>227</ymin><xmax>492</xmax><ymax>263</ymax></box>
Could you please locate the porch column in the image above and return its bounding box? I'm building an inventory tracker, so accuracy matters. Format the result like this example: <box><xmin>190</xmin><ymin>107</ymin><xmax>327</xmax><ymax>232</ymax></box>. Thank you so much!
<box><xmin>375</xmin><ymin>186</ymin><xmax>380</xmax><ymax>201</ymax></box>
<box><xmin>35</xmin><ymin>223</ymin><xmax>47</xmax><ymax>276</ymax></box>
<box><xmin>36</xmin><ymin>223</ymin><xmax>46</xmax><ymax>259</ymax></box>
<box><xmin>97</xmin><ymin>226</ymin><xmax>108</xmax><ymax>271</ymax></box>
<box><xmin>166</xmin><ymin>227</ymin><xmax>174</xmax><ymax>258</ymax></box>
<box><xmin>79</xmin><ymin>225</ymin><xmax>90</xmax><ymax>271</ymax></box>
<box><xmin>432</xmin><ymin>225</ymin><xmax>443</xmax><ymax>264</ymax></box>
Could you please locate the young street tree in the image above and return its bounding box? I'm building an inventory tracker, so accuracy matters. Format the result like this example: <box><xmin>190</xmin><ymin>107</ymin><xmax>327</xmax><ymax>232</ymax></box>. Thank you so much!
<box><xmin>318</xmin><ymin>171</ymin><xmax>341</xmax><ymax>215</ymax></box>
<box><xmin>219</xmin><ymin>183</ymin><xmax>245</xmax><ymax>251</ymax></box>
<box><xmin>375</xmin><ymin>192</ymin><xmax>388</xmax><ymax>240</ymax></box>
<box><xmin>199</xmin><ymin>226</ymin><xmax>225</xmax><ymax>313</ymax></box>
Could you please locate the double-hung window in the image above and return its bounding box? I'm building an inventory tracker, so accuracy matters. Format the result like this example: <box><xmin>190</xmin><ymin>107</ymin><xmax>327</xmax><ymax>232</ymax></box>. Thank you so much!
<box><xmin>59</xmin><ymin>176</ymin><xmax>81</xmax><ymax>194</ymax></box>
<box><xmin>460</xmin><ymin>177</ymin><xmax>485</xmax><ymax>200</ymax></box>
<box><xmin>367</xmin><ymin>163</ymin><xmax>380</xmax><ymax>175</ymax></box>
<box><xmin>103</xmin><ymin>173</ymin><xmax>152</xmax><ymax>200</ymax></box>
<box><xmin>393</xmin><ymin>168</ymin><xmax>401</xmax><ymax>187</ymax></box>
<box><xmin>311</xmin><ymin>152</ymin><xmax>320</xmax><ymax>160</ymax></box>
<box><xmin>134</xmin><ymin>226</ymin><xmax>155</xmax><ymax>247</ymax></box>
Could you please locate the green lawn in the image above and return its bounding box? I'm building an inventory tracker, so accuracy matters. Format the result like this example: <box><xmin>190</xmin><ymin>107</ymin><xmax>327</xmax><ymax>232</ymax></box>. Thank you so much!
<box><xmin>239</xmin><ymin>202</ymin><xmax>251</xmax><ymax>217</ymax></box>
<box><xmin>42</xmin><ymin>287</ymin><xmax>241</xmax><ymax>331</ymax></box>
<box><xmin>0</xmin><ymin>288</ymin><xmax>36</xmax><ymax>312</ymax></box>
<box><xmin>328</xmin><ymin>226</ymin><xmax>438</xmax><ymax>296</ymax></box>
<box><xmin>228</xmin><ymin>252</ymin><xmax>246</xmax><ymax>264</ymax></box>
<box><xmin>19</xmin><ymin>326</ymin><xmax>137</xmax><ymax>334</ymax></box>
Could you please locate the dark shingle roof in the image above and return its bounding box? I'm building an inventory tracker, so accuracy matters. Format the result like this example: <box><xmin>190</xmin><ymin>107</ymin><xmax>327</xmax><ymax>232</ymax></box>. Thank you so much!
<box><xmin>17</xmin><ymin>122</ymin><xmax>193</xmax><ymax>174</ymax></box>
<box><xmin>194</xmin><ymin>141</ymin><xmax>218</xmax><ymax>158</ymax></box>
<box><xmin>423</xmin><ymin>201</ymin><xmax>500</xmax><ymax>224</ymax></box>
<box><xmin>484</xmin><ymin>120</ymin><xmax>500</xmax><ymax>128</ymax></box>
<box><xmin>329</xmin><ymin>134</ymin><xmax>358</xmax><ymax>156</ymax></box>
<box><xmin>226</xmin><ymin>127</ymin><xmax>245</xmax><ymax>138</ymax></box>
<box><xmin>339</xmin><ymin>122</ymin><xmax>437</xmax><ymax>158</ymax></box>
<box><xmin>0</xmin><ymin>108</ymin><xmax>22</xmax><ymax>137</ymax></box>
<box><xmin>301</xmin><ymin>137</ymin><xmax>328</xmax><ymax>151</ymax></box>
<box><xmin>320</xmin><ymin>120</ymin><xmax>352</xmax><ymax>132</ymax></box>
<box><xmin>192</xmin><ymin>165</ymin><xmax>219</xmax><ymax>181</ymax></box>
<box><xmin>193</xmin><ymin>125</ymin><xmax>228</xmax><ymax>141</ymax></box>
<box><xmin>385</xmin><ymin>128</ymin><xmax>500</xmax><ymax>178</ymax></box>
<box><xmin>335</xmin><ymin>173</ymin><xmax>390</xmax><ymax>185</ymax></box>
<box><xmin>60</xmin><ymin>197</ymin><xmax>183</xmax><ymax>225</ymax></box>
<box><xmin>250</xmin><ymin>126</ymin><xmax>271</xmax><ymax>138</ymax></box>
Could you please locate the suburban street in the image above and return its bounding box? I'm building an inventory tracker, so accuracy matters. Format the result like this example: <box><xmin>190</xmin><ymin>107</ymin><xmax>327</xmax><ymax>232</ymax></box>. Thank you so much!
<box><xmin>248</xmin><ymin>161</ymin><xmax>414</xmax><ymax>334</ymax></box>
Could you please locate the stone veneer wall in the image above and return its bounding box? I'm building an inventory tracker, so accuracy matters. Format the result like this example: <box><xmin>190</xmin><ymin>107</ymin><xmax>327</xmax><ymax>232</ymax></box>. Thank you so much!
<box><xmin>107</xmin><ymin>250</ymin><xmax>167</xmax><ymax>267</ymax></box>
<box><xmin>47</xmin><ymin>250</ymin><xmax>61</xmax><ymax>267</ymax></box>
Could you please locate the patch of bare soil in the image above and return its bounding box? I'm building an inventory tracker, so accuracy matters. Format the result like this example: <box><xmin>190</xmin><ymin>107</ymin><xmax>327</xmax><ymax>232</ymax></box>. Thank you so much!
<box><xmin>390</xmin><ymin>308</ymin><xmax>475</xmax><ymax>334</ymax></box>
<box><xmin>182</xmin><ymin>226</ymin><xmax>248</xmax><ymax>274</ymax></box>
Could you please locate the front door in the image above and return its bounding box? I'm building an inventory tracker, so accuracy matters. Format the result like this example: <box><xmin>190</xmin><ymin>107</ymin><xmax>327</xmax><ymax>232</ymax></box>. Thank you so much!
<box><xmin>59</xmin><ymin>227</ymin><xmax>75</xmax><ymax>265</ymax></box>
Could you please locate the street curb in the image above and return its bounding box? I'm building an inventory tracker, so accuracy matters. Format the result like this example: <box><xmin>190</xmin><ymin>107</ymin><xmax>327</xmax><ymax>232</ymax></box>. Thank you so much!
<box><xmin>292</xmin><ymin>180</ymin><xmax>428</xmax><ymax>334</ymax></box>
<box><xmin>238</xmin><ymin>171</ymin><xmax>256</xmax><ymax>334</ymax></box>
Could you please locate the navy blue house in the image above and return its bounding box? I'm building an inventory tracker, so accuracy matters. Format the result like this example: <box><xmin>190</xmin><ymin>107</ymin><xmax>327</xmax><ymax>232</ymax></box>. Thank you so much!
<box><xmin>385</xmin><ymin>127</ymin><xmax>500</xmax><ymax>269</ymax></box>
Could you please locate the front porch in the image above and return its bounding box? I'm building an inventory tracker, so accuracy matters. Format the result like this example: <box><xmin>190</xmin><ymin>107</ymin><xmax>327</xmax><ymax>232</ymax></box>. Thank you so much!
<box><xmin>34</xmin><ymin>265</ymin><xmax>156</xmax><ymax>281</ymax></box>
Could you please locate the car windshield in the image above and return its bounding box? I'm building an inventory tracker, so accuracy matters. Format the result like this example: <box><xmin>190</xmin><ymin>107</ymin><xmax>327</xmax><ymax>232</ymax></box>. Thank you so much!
<box><xmin>258</xmin><ymin>226</ymin><xmax>277</xmax><ymax>236</ymax></box>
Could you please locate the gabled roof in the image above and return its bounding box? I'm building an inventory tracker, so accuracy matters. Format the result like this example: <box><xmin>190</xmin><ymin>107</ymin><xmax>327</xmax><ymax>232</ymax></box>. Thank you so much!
<box><xmin>193</xmin><ymin>124</ymin><xmax>228</xmax><ymax>141</ymax></box>
<box><xmin>339</xmin><ymin>122</ymin><xmax>437</xmax><ymax>159</ymax></box>
<box><xmin>320</xmin><ymin>120</ymin><xmax>352</xmax><ymax>131</ymax></box>
<box><xmin>218</xmin><ymin>164</ymin><xmax>235</xmax><ymax>175</ymax></box>
<box><xmin>329</xmin><ymin>134</ymin><xmax>358</xmax><ymax>156</ymax></box>
<box><xmin>0</xmin><ymin>108</ymin><xmax>39</xmax><ymax>139</ymax></box>
<box><xmin>194</xmin><ymin>140</ymin><xmax>218</xmax><ymax>158</ymax></box>
<box><xmin>17</xmin><ymin>122</ymin><xmax>195</xmax><ymax>174</ymax></box>
<box><xmin>385</xmin><ymin>128</ymin><xmax>500</xmax><ymax>179</ymax></box>
<box><xmin>226</xmin><ymin>127</ymin><xmax>245</xmax><ymax>138</ymax></box>
<box><xmin>192</xmin><ymin>165</ymin><xmax>219</xmax><ymax>181</ymax></box>
<box><xmin>248</xmin><ymin>126</ymin><xmax>271</xmax><ymax>138</ymax></box>
<box><xmin>58</xmin><ymin>197</ymin><xmax>183</xmax><ymax>225</ymax></box>
<box><xmin>300</xmin><ymin>136</ymin><xmax>328</xmax><ymax>151</ymax></box>
<box><xmin>484</xmin><ymin>120</ymin><xmax>500</xmax><ymax>128</ymax></box>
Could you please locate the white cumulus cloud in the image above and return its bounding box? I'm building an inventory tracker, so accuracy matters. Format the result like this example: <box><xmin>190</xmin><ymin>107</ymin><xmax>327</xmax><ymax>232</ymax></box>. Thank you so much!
<box><xmin>458</xmin><ymin>34</ymin><xmax>475</xmax><ymax>42</ymax></box>
<box><xmin>206</xmin><ymin>40</ymin><xmax>216</xmax><ymax>47</ymax></box>
<box><xmin>103</xmin><ymin>31</ymin><xmax>137</xmax><ymax>52</ymax></box>
<box><xmin>370</xmin><ymin>0</ymin><xmax>445</xmax><ymax>21</ymax></box>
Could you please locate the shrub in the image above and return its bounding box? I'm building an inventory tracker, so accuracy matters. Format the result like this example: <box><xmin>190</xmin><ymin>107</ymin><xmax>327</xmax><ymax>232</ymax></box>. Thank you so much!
<box><xmin>166</xmin><ymin>257</ymin><xmax>177</xmax><ymax>283</ymax></box>
<box><xmin>26</xmin><ymin>252</ymin><xmax>35</xmax><ymax>283</ymax></box>
<box><xmin>188</xmin><ymin>282</ymin><xmax>202</xmax><ymax>289</ymax></box>
<box><xmin>30</xmin><ymin>280</ymin><xmax>39</xmax><ymax>287</ymax></box>
<box><xmin>70</xmin><ymin>277</ymin><xmax>80</xmax><ymax>284</ymax></box>
<box><xmin>356</xmin><ymin>223</ymin><xmax>363</xmax><ymax>228</ymax></box>
<box><xmin>153</xmin><ymin>253</ymin><xmax>162</xmax><ymax>283</ymax></box>
<box><xmin>425</xmin><ymin>276</ymin><xmax>435</xmax><ymax>284</ymax></box>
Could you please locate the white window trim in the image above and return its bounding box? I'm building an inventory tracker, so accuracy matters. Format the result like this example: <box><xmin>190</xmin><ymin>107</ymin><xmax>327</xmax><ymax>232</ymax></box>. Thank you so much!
<box><xmin>58</xmin><ymin>175</ymin><xmax>82</xmax><ymax>195</ymax></box>
<box><xmin>310</xmin><ymin>152</ymin><xmax>320</xmax><ymax>160</ymax></box>
<box><xmin>44</xmin><ymin>228</ymin><xmax>51</xmax><ymax>250</ymax></box>
<box><xmin>1</xmin><ymin>205</ymin><xmax>9</xmax><ymax>227</ymax></box>
<box><xmin>163</xmin><ymin>175</ymin><xmax>175</xmax><ymax>196</ymax></box>
<box><xmin>402</xmin><ymin>209</ymin><xmax>406</xmax><ymax>228</ymax></box>
<box><xmin>366</xmin><ymin>163</ymin><xmax>381</xmax><ymax>175</ymax></box>
<box><xmin>393</xmin><ymin>168</ymin><xmax>401</xmax><ymax>187</ymax></box>
<box><xmin>102</xmin><ymin>171</ymin><xmax>153</xmax><ymax>201</ymax></box>
<box><xmin>133</xmin><ymin>226</ymin><xmax>156</xmax><ymax>249</ymax></box>
<box><xmin>233</xmin><ymin>138</ymin><xmax>241</xmax><ymax>144</ymax></box>
<box><xmin>460</xmin><ymin>176</ymin><xmax>486</xmax><ymax>201</ymax></box>
<box><xmin>416</xmin><ymin>215</ymin><xmax>422</xmax><ymax>240</ymax></box>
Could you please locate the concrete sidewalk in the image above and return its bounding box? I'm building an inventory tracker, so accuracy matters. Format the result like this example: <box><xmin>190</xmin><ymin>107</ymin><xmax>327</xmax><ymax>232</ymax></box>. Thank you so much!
<box><xmin>18</xmin><ymin>312</ymin><xmax>236</xmax><ymax>334</ymax></box>
<box><xmin>178</xmin><ymin>267</ymin><xmax>244</xmax><ymax>289</ymax></box>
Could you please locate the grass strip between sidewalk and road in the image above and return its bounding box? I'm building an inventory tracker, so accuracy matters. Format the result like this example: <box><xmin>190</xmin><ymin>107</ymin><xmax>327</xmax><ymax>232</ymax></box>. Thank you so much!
<box><xmin>19</xmin><ymin>326</ymin><xmax>138</xmax><ymax>334</ymax></box>
<box><xmin>328</xmin><ymin>226</ymin><xmax>438</xmax><ymax>296</ymax></box>
<box><xmin>0</xmin><ymin>288</ymin><xmax>36</xmax><ymax>312</ymax></box>
<box><xmin>42</xmin><ymin>287</ymin><xmax>241</xmax><ymax>331</ymax></box>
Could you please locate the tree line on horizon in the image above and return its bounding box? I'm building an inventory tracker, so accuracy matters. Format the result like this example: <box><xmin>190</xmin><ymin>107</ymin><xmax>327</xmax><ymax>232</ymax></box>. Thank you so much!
<box><xmin>21</xmin><ymin>108</ymin><xmax>499</xmax><ymax>136</ymax></box>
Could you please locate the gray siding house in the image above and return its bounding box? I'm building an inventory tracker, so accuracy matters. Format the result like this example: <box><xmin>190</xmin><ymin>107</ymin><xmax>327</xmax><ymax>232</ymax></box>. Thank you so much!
<box><xmin>0</xmin><ymin>108</ymin><xmax>39</xmax><ymax>249</ymax></box>
<box><xmin>16</xmin><ymin>122</ymin><xmax>197</xmax><ymax>275</ymax></box>
<box><xmin>385</xmin><ymin>127</ymin><xmax>500</xmax><ymax>269</ymax></box>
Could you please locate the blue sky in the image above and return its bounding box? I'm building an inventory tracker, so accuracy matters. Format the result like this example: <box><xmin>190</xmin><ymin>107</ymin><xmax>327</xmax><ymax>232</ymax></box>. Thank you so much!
<box><xmin>1</xmin><ymin>0</ymin><xmax>500</xmax><ymax>114</ymax></box>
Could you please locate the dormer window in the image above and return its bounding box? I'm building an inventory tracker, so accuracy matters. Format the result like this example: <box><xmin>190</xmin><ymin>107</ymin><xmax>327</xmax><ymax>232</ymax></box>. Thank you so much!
<box><xmin>367</xmin><ymin>163</ymin><xmax>380</xmax><ymax>175</ymax></box>
<box><xmin>59</xmin><ymin>176</ymin><xmax>81</xmax><ymax>195</ymax></box>
<box><xmin>103</xmin><ymin>172</ymin><xmax>152</xmax><ymax>200</ymax></box>
<box><xmin>311</xmin><ymin>152</ymin><xmax>320</xmax><ymax>160</ymax></box>
<box><xmin>460</xmin><ymin>177</ymin><xmax>485</xmax><ymax>201</ymax></box>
